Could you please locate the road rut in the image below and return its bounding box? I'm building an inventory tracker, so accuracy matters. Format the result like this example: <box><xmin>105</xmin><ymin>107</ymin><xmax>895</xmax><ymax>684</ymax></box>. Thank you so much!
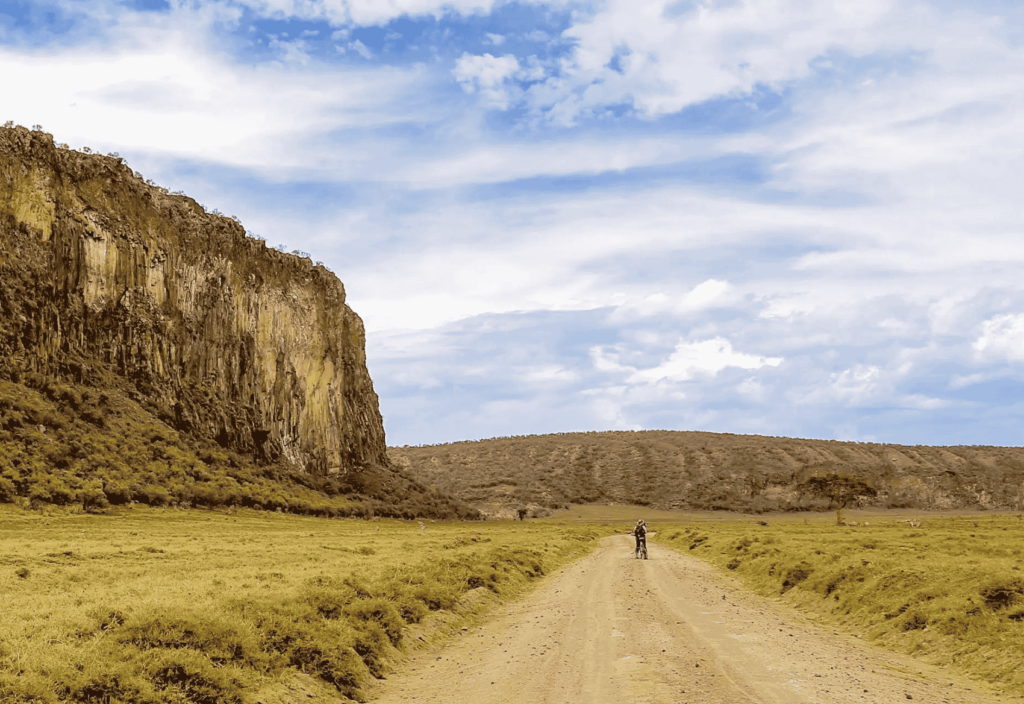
<box><xmin>370</xmin><ymin>534</ymin><xmax>1014</xmax><ymax>704</ymax></box>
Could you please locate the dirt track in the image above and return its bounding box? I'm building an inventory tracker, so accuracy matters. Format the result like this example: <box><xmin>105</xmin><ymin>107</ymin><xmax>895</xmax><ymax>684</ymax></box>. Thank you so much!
<box><xmin>369</xmin><ymin>534</ymin><xmax>1017</xmax><ymax>704</ymax></box>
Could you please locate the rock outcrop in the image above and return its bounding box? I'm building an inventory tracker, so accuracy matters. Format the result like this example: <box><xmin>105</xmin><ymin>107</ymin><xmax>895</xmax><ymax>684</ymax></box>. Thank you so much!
<box><xmin>0</xmin><ymin>125</ymin><xmax>386</xmax><ymax>476</ymax></box>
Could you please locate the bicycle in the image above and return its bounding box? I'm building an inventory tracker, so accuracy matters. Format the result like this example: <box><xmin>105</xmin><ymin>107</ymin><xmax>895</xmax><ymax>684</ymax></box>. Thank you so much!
<box><xmin>635</xmin><ymin>537</ymin><xmax>648</xmax><ymax>560</ymax></box>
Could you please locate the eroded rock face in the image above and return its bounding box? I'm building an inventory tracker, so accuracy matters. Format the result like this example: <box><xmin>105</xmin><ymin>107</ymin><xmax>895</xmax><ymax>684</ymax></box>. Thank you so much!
<box><xmin>0</xmin><ymin>125</ymin><xmax>387</xmax><ymax>474</ymax></box>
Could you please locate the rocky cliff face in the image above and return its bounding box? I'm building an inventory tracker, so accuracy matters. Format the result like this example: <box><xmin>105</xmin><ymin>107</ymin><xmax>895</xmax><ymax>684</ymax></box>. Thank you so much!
<box><xmin>0</xmin><ymin>125</ymin><xmax>387</xmax><ymax>476</ymax></box>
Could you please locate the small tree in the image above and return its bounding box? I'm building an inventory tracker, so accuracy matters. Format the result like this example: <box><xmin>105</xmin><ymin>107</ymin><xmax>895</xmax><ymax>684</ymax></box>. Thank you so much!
<box><xmin>799</xmin><ymin>472</ymin><xmax>877</xmax><ymax>525</ymax></box>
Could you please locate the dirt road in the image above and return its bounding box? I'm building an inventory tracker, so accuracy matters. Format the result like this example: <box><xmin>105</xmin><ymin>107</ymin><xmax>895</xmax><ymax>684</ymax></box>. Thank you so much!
<box><xmin>370</xmin><ymin>534</ymin><xmax>1013</xmax><ymax>704</ymax></box>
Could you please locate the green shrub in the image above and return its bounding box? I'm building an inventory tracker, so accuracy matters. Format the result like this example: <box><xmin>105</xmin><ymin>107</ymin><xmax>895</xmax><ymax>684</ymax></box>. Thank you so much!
<box><xmin>0</xmin><ymin>476</ymin><xmax>15</xmax><ymax>502</ymax></box>
<box><xmin>141</xmin><ymin>484</ymin><xmax>171</xmax><ymax>507</ymax></box>
<box><xmin>80</xmin><ymin>481</ymin><xmax>109</xmax><ymax>513</ymax></box>
<box><xmin>28</xmin><ymin>474</ymin><xmax>76</xmax><ymax>506</ymax></box>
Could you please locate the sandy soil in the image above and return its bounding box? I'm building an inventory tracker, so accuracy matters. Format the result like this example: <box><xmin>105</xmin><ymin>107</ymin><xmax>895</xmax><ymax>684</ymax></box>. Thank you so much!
<box><xmin>369</xmin><ymin>534</ymin><xmax>1018</xmax><ymax>704</ymax></box>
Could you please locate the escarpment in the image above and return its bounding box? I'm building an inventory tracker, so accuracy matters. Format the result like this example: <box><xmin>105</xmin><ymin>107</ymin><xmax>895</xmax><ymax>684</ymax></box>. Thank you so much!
<box><xmin>0</xmin><ymin>125</ymin><xmax>385</xmax><ymax>478</ymax></box>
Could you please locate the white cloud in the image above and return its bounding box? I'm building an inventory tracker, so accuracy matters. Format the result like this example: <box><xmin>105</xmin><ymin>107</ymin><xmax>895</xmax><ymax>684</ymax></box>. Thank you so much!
<box><xmin>826</xmin><ymin>365</ymin><xmax>882</xmax><ymax>405</ymax></box>
<box><xmin>514</xmin><ymin>0</ymin><xmax>899</xmax><ymax>123</ymax></box>
<box><xmin>348</xmin><ymin>38</ymin><xmax>373</xmax><ymax>58</ymax></box>
<box><xmin>518</xmin><ymin>365</ymin><xmax>579</xmax><ymax>384</ymax></box>
<box><xmin>269</xmin><ymin>37</ymin><xmax>311</xmax><ymax>64</ymax></box>
<box><xmin>607</xmin><ymin>279</ymin><xmax>734</xmax><ymax>323</ymax></box>
<box><xmin>229</xmin><ymin>0</ymin><xmax>505</xmax><ymax>26</ymax></box>
<box><xmin>0</xmin><ymin>25</ymin><xmax>429</xmax><ymax>173</ymax></box>
<box><xmin>485</xmin><ymin>32</ymin><xmax>505</xmax><ymax>46</ymax></box>
<box><xmin>974</xmin><ymin>314</ymin><xmax>1024</xmax><ymax>362</ymax></box>
<box><xmin>737</xmin><ymin>376</ymin><xmax>766</xmax><ymax>401</ymax></box>
<box><xmin>453</xmin><ymin>52</ymin><xmax>521</xmax><ymax>108</ymax></box>
<box><xmin>899</xmin><ymin>394</ymin><xmax>949</xmax><ymax>411</ymax></box>
<box><xmin>628</xmin><ymin>338</ymin><xmax>782</xmax><ymax>384</ymax></box>
<box><xmin>590</xmin><ymin>346</ymin><xmax>632</xmax><ymax>375</ymax></box>
<box><xmin>516</xmin><ymin>55</ymin><xmax>547</xmax><ymax>82</ymax></box>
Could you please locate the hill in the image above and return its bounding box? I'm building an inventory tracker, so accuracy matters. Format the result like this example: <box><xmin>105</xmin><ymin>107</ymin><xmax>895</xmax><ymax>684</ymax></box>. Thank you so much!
<box><xmin>388</xmin><ymin>430</ymin><xmax>1024</xmax><ymax>515</ymax></box>
<box><xmin>0</xmin><ymin>123</ymin><xmax>476</xmax><ymax>519</ymax></box>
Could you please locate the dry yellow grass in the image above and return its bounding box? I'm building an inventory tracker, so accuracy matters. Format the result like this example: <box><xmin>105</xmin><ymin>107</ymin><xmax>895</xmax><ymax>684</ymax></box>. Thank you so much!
<box><xmin>0</xmin><ymin>504</ymin><xmax>611</xmax><ymax>703</ymax></box>
<box><xmin>655</xmin><ymin>511</ymin><xmax>1024</xmax><ymax>696</ymax></box>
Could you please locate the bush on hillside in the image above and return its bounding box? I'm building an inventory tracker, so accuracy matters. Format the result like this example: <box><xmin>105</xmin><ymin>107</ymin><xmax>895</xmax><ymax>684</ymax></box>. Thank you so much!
<box><xmin>0</xmin><ymin>378</ymin><xmax>476</xmax><ymax>520</ymax></box>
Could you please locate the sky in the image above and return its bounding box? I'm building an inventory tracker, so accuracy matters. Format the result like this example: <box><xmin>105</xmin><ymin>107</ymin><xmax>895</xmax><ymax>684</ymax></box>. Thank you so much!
<box><xmin>3</xmin><ymin>0</ymin><xmax>1024</xmax><ymax>448</ymax></box>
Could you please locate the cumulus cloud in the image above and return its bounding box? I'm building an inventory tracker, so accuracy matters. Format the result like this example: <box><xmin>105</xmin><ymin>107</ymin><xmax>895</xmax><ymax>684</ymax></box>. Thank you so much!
<box><xmin>453</xmin><ymin>52</ymin><xmax>521</xmax><ymax>108</ymax></box>
<box><xmin>445</xmin><ymin>0</ymin><xmax>894</xmax><ymax>122</ymax></box>
<box><xmin>974</xmin><ymin>314</ymin><xmax>1024</xmax><ymax>362</ymax></box>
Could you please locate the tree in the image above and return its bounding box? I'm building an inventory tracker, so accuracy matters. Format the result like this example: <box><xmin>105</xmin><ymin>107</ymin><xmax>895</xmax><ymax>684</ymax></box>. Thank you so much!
<box><xmin>799</xmin><ymin>472</ymin><xmax>877</xmax><ymax>524</ymax></box>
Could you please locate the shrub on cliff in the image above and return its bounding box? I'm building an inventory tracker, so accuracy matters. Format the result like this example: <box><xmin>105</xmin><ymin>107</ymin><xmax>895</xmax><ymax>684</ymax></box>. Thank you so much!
<box><xmin>0</xmin><ymin>378</ymin><xmax>476</xmax><ymax>520</ymax></box>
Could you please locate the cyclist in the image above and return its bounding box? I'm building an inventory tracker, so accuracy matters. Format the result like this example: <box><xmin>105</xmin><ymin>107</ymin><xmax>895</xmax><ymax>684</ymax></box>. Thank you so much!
<box><xmin>633</xmin><ymin>518</ymin><xmax>647</xmax><ymax>558</ymax></box>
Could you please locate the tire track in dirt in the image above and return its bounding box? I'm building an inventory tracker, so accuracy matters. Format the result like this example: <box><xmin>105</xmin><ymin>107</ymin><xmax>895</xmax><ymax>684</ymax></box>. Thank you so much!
<box><xmin>369</xmin><ymin>535</ymin><xmax>1017</xmax><ymax>704</ymax></box>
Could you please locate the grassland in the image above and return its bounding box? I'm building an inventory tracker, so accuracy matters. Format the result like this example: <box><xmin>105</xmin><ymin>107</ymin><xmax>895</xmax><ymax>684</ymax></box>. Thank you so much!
<box><xmin>0</xmin><ymin>505</ymin><xmax>610</xmax><ymax>703</ymax></box>
<box><xmin>654</xmin><ymin>510</ymin><xmax>1024</xmax><ymax>696</ymax></box>
<box><xmin>7</xmin><ymin>502</ymin><xmax>1024</xmax><ymax>702</ymax></box>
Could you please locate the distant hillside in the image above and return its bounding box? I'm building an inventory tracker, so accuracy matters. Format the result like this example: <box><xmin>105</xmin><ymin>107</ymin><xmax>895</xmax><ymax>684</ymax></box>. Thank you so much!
<box><xmin>0</xmin><ymin>124</ymin><xmax>477</xmax><ymax>519</ymax></box>
<box><xmin>389</xmin><ymin>430</ymin><xmax>1024</xmax><ymax>515</ymax></box>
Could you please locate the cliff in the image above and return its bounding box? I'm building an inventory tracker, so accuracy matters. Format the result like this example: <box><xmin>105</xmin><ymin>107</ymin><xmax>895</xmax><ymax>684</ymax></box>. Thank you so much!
<box><xmin>0</xmin><ymin>125</ymin><xmax>477</xmax><ymax>517</ymax></box>
<box><xmin>0</xmin><ymin>124</ymin><xmax>385</xmax><ymax>473</ymax></box>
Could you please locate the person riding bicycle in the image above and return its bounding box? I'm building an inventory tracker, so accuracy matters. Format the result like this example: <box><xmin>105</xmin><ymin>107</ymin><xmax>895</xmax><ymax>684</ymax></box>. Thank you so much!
<box><xmin>633</xmin><ymin>519</ymin><xmax>647</xmax><ymax>556</ymax></box>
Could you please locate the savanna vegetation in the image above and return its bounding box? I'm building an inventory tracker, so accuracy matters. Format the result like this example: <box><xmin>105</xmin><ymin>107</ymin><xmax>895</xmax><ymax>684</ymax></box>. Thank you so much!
<box><xmin>0</xmin><ymin>377</ymin><xmax>478</xmax><ymax>520</ymax></box>
<box><xmin>390</xmin><ymin>430</ymin><xmax>1024</xmax><ymax>515</ymax></box>
<box><xmin>655</xmin><ymin>512</ymin><xmax>1024</xmax><ymax>696</ymax></box>
<box><xmin>0</xmin><ymin>504</ymin><xmax>609</xmax><ymax>703</ymax></box>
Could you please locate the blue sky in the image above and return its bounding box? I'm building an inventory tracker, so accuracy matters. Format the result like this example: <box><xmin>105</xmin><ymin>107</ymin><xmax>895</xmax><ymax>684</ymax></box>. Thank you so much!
<box><xmin>4</xmin><ymin>0</ymin><xmax>1024</xmax><ymax>447</ymax></box>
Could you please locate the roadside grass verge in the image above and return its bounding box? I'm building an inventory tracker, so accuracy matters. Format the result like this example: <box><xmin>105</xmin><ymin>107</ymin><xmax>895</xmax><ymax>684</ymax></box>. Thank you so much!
<box><xmin>0</xmin><ymin>505</ymin><xmax>610</xmax><ymax>703</ymax></box>
<box><xmin>654</xmin><ymin>512</ymin><xmax>1024</xmax><ymax>696</ymax></box>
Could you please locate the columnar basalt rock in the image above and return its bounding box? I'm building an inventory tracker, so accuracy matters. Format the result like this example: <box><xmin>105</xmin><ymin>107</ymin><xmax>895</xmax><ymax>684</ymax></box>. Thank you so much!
<box><xmin>0</xmin><ymin>125</ymin><xmax>387</xmax><ymax>475</ymax></box>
